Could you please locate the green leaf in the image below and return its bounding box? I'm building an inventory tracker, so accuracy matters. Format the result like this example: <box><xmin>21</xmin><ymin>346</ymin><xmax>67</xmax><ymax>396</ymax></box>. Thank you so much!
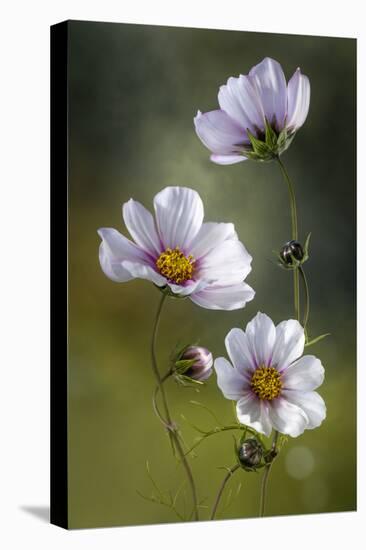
<box><xmin>305</xmin><ymin>333</ymin><xmax>331</xmax><ymax>347</ymax></box>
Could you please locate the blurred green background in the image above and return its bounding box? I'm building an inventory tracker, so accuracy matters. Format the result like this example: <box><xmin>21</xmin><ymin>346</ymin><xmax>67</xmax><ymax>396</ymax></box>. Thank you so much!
<box><xmin>67</xmin><ymin>21</ymin><xmax>356</xmax><ymax>528</ymax></box>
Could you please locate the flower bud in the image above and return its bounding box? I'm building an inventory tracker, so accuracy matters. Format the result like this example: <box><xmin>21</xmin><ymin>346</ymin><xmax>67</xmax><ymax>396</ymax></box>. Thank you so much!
<box><xmin>238</xmin><ymin>438</ymin><xmax>263</xmax><ymax>468</ymax></box>
<box><xmin>280</xmin><ymin>240</ymin><xmax>304</xmax><ymax>265</ymax></box>
<box><xmin>176</xmin><ymin>346</ymin><xmax>213</xmax><ymax>382</ymax></box>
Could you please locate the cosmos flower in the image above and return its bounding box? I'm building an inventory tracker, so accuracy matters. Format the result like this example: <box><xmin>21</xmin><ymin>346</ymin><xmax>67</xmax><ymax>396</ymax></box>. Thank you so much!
<box><xmin>194</xmin><ymin>57</ymin><xmax>310</xmax><ymax>164</ymax></box>
<box><xmin>215</xmin><ymin>312</ymin><xmax>326</xmax><ymax>437</ymax></box>
<box><xmin>98</xmin><ymin>186</ymin><xmax>254</xmax><ymax>310</ymax></box>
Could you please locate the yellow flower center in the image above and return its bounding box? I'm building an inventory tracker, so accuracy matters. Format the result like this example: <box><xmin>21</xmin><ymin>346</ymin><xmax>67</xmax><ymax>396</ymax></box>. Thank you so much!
<box><xmin>156</xmin><ymin>247</ymin><xmax>195</xmax><ymax>284</ymax></box>
<box><xmin>251</xmin><ymin>365</ymin><xmax>282</xmax><ymax>401</ymax></box>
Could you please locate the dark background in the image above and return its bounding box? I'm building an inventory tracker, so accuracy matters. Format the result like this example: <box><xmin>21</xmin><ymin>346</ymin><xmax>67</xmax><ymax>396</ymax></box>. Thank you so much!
<box><xmin>67</xmin><ymin>20</ymin><xmax>356</xmax><ymax>528</ymax></box>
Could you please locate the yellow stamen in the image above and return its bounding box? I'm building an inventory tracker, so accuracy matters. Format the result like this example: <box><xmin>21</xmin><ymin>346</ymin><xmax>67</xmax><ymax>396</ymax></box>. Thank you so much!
<box><xmin>156</xmin><ymin>247</ymin><xmax>195</xmax><ymax>284</ymax></box>
<box><xmin>251</xmin><ymin>365</ymin><xmax>282</xmax><ymax>401</ymax></box>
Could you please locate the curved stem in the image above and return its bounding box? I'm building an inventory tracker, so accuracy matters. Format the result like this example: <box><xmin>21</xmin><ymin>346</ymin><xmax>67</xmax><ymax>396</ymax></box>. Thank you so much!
<box><xmin>276</xmin><ymin>157</ymin><xmax>298</xmax><ymax>241</ymax></box>
<box><xmin>299</xmin><ymin>265</ymin><xmax>310</xmax><ymax>334</ymax></box>
<box><xmin>276</xmin><ymin>156</ymin><xmax>300</xmax><ymax>322</ymax></box>
<box><xmin>150</xmin><ymin>294</ymin><xmax>199</xmax><ymax>521</ymax></box>
<box><xmin>259</xmin><ymin>430</ymin><xmax>279</xmax><ymax>517</ymax></box>
<box><xmin>210</xmin><ymin>464</ymin><xmax>240</xmax><ymax>520</ymax></box>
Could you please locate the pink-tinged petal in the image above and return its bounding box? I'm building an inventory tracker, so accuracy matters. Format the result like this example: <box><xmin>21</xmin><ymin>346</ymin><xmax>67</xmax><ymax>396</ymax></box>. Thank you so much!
<box><xmin>236</xmin><ymin>394</ymin><xmax>272</xmax><ymax>437</ymax></box>
<box><xmin>167</xmin><ymin>278</ymin><xmax>209</xmax><ymax>297</ymax></box>
<box><xmin>210</xmin><ymin>153</ymin><xmax>247</xmax><ymax>165</ymax></box>
<box><xmin>272</xmin><ymin>319</ymin><xmax>305</xmax><ymax>371</ymax></box>
<box><xmin>215</xmin><ymin>357</ymin><xmax>249</xmax><ymax>400</ymax></box>
<box><xmin>98</xmin><ymin>227</ymin><xmax>148</xmax><ymax>282</ymax></box>
<box><xmin>286</xmin><ymin>68</ymin><xmax>310</xmax><ymax>131</ymax></box>
<box><xmin>194</xmin><ymin>109</ymin><xmax>246</xmax><ymax>155</ymax></box>
<box><xmin>190</xmin><ymin>282</ymin><xmax>255</xmax><ymax>311</ymax></box>
<box><xmin>122</xmin><ymin>260</ymin><xmax>166</xmax><ymax>287</ymax></box>
<box><xmin>268</xmin><ymin>397</ymin><xmax>308</xmax><ymax>437</ymax></box>
<box><xmin>197</xmin><ymin>239</ymin><xmax>253</xmax><ymax>285</ymax></box>
<box><xmin>122</xmin><ymin>199</ymin><xmax>162</xmax><ymax>257</ymax></box>
<box><xmin>282</xmin><ymin>355</ymin><xmax>325</xmax><ymax>391</ymax></box>
<box><xmin>245</xmin><ymin>312</ymin><xmax>276</xmax><ymax>368</ymax></box>
<box><xmin>225</xmin><ymin>328</ymin><xmax>256</xmax><ymax>375</ymax></box>
<box><xmin>189</xmin><ymin>222</ymin><xmax>237</xmax><ymax>260</ymax></box>
<box><xmin>218</xmin><ymin>75</ymin><xmax>265</xmax><ymax>133</ymax></box>
<box><xmin>282</xmin><ymin>390</ymin><xmax>326</xmax><ymax>430</ymax></box>
<box><xmin>153</xmin><ymin>186</ymin><xmax>204</xmax><ymax>250</ymax></box>
<box><xmin>249</xmin><ymin>57</ymin><xmax>287</xmax><ymax>131</ymax></box>
<box><xmin>99</xmin><ymin>242</ymin><xmax>133</xmax><ymax>282</ymax></box>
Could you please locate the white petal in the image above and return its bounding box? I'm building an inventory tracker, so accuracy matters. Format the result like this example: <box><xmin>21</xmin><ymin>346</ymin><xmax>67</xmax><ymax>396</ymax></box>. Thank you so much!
<box><xmin>225</xmin><ymin>328</ymin><xmax>256</xmax><ymax>375</ymax></box>
<box><xmin>245</xmin><ymin>312</ymin><xmax>276</xmax><ymax>368</ymax></box>
<box><xmin>194</xmin><ymin>109</ymin><xmax>246</xmax><ymax>154</ymax></box>
<box><xmin>249</xmin><ymin>57</ymin><xmax>287</xmax><ymax>131</ymax></box>
<box><xmin>268</xmin><ymin>397</ymin><xmax>308</xmax><ymax>437</ymax></box>
<box><xmin>197</xmin><ymin>239</ymin><xmax>253</xmax><ymax>285</ymax></box>
<box><xmin>154</xmin><ymin>186</ymin><xmax>204</xmax><ymax>250</ymax></box>
<box><xmin>282</xmin><ymin>390</ymin><xmax>326</xmax><ymax>430</ymax></box>
<box><xmin>99</xmin><ymin>242</ymin><xmax>133</xmax><ymax>282</ymax></box>
<box><xmin>282</xmin><ymin>355</ymin><xmax>325</xmax><ymax>391</ymax></box>
<box><xmin>167</xmin><ymin>279</ymin><xmax>209</xmax><ymax>297</ymax></box>
<box><xmin>214</xmin><ymin>357</ymin><xmax>249</xmax><ymax>400</ymax></box>
<box><xmin>218</xmin><ymin>76</ymin><xmax>264</xmax><ymax>132</ymax></box>
<box><xmin>272</xmin><ymin>319</ymin><xmax>305</xmax><ymax>371</ymax></box>
<box><xmin>286</xmin><ymin>68</ymin><xmax>310</xmax><ymax>131</ymax></box>
<box><xmin>210</xmin><ymin>154</ymin><xmax>247</xmax><ymax>165</ymax></box>
<box><xmin>189</xmin><ymin>222</ymin><xmax>237</xmax><ymax>260</ymax></box>
<box><xmin>98</xmin><ymin>227</ymin><xmax>148</xmax><ymax>282</ymax></box>
<box><xmin>190</xmin><ymin>282</ymin><xmax>255</xmax><ymax>311</ymax></box>
<box><xmin>122</xmin><ymin>199</ymin><xmax>162</xmax><ymax>256</ymax></box>
<box><xmin>236</xmin><ymin>394</ymin><xmax>272</xmax><ymax>437</ymax></box>
<box><xmin>122</xmin><ymin>260</ymin><xmax>167</xmax><ymax>287</ymax></box>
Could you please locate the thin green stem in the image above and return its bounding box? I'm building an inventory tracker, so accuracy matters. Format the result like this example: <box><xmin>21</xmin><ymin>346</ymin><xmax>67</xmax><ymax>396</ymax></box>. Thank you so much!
<box><xmin>276</xmin><ymin>156</ymin><xmax>300</xmax><ymax>322</ymax></box>
<box><xmin>299</xmin><ymin>265</ymin><xmax>310</xmax><ymax>334</ymax></box>
<box><xmin>276</xmin><ymin>157</ymin><xmax>298</xmax><ymax>241</ymax></box>
<box><xmin>150</xmin><ymin>293</ymin><xmax>199</xmax><ymax>521</ymax></box>
<box><xmin>259</xmin><ymin>430</ymin><xmax>279</xmax><ymax>517</ymax></box>
<box><xmin>210</xmin><ymin>464</ymin><xmax>240</xmax><ymax>520</ymax></box>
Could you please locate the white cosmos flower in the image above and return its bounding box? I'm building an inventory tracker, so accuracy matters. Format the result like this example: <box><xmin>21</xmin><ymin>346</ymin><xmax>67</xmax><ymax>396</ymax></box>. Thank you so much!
<box><xmin>215</xmin><ymin>312</ymin><xmax>326</xmax><ymax>437</ymax></box>
<box><xmin>98</xmin><ymin>186</ymin><xmax>255</xmax><ymax>310</ymax></box>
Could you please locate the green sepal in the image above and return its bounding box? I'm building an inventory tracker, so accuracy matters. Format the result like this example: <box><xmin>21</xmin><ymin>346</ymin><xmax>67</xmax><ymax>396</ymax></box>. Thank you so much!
<box><xmin>302</xmin><ymin>232</ymin><xmax>311</xmax><ymax>262</ymax></box>
<box><xmin>265</xmin><ymin>118</ymin><xmax>278</xmax><ymax>150</ymax></box>
<box><xmin>246</xmin><ymin>129</ymin><xmax>273</xmax><ymax>160</ymax></box>
<box><xmin>174</xmin><ymin>358</ymin><xmax>196</xmax><ymax>375</ymax></box>
<box><xmin>173</xmin><ymin>373</ymin><xmax>205</xmax><ymax>387</ymax></box>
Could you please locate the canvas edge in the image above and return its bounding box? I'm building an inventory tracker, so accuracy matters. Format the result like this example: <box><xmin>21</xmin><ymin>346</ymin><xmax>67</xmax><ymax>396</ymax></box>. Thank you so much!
<box><xmin>50</xmin><ymin>20</ymin><xmax>69</xmax><ymax>530</ymax></box>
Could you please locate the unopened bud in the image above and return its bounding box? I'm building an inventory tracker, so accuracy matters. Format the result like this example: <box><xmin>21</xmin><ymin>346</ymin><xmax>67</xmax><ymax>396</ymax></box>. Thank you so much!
<box><xmin>177</xmin><ymin>346</ymin><xmax>213</xmax><ymax>382</ymax></box>
<box><xmin>238</xmin><ymin>438</ymin><xmax>263</xmax><ymax>468</ymax></box>
<box><xmin>280</xmin><ymin>240</ymin><xmax>304</xmax><ymax>265</ymax></box>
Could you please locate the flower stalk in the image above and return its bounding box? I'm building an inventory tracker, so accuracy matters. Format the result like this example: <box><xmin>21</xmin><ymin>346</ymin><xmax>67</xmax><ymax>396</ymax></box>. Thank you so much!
<box><xmin>210</xmin><ymin>464</ymin><xmax>240</xmax><ymax>520</ymax></box>
<box><xmin>259</xmin><ymin>430</ymin><xmax>279</xmax><ymax>517</ymax></box>
<box><xmin>299</xmin><ymin>265</ymin><xmax>310</xmax><ymax>335</ymax></box>
<box><xmin>150</xmin><ymin>293</ymin><xmax>200</xmax><ymax>521</ymax></box>
<box><xmin>276</xmin><ymin>156</ymin><xmax>300</xmax><ymax>322</ymax></box>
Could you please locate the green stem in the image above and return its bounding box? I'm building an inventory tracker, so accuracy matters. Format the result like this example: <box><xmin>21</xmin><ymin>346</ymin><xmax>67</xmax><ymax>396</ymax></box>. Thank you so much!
<box><xmin>150</xmin><ymin>293</ymin><xmax>199</xmax><ymax>521</ymax></box>
<box><xmin>277</xmin><ymin>157</ymin><xmax>298</xmax><ymax>241</ymax></box>
<box><xmin>210</xmin><ymin>464</ymin><xmax>240</xmax><ymax>520</ymax></box>
<box><xmin>299</xmin><ymin>265</ymin><xmax>310</xmax><ymax>334</ymax></box>
<box><xmin>276</xmin><ymin>156</ymin><xmax>300</xmax><ymax>322</ymax></box>
<box><xmin>259</xmin><ymin>430</ymin><xmax>279</xmax><ymax>517</ymax></box>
